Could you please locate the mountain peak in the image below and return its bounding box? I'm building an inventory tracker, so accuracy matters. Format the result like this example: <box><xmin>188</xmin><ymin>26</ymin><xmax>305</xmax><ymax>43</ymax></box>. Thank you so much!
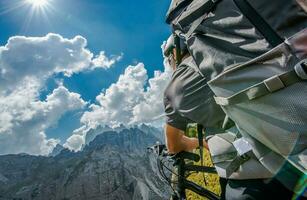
<box><xmin>84</xmin><ymin>127</ymin><xmax>161</xmax><ymax>154</ymax></box>
<box><xmin>48</xmin><ymin>144</ymin><xmax>65</xmax><ymax>157</ymax></box>
<box><xmin>84</xmin><ymin>124</ymin><xmax>164</xmax><ymax>147</ymax></box>
<box><xmin>0</xmin><ymin>126</ymin><xmax>170</xmax><ymax>199</ymax></box>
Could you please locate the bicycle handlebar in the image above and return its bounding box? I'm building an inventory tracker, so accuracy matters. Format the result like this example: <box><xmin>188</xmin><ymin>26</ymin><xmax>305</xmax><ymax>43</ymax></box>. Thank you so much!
<box><xmin>148</xmin><ymin>144</ymin><xmax>200</xmax><ymax>162</ymax></box>
<box><xmin>171</xmin><ymin>151</ymin><xmax>200</xmax><ymax>162</ymax></box>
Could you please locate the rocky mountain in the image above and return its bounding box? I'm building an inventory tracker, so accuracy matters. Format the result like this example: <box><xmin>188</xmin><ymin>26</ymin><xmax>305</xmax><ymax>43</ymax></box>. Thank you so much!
<box><xmin>84</xmin><ymin>124</ymin><xmax>126</xmax><ymax>145</ymax></box>
<box><xmin>49</xmin><ymin>144</ymin><xmax>65</xmax><ymax>157</ymax></box>
<box><xmin>138</xmin><ymin>124</ymin><xmax>164</xmax><ymax>142</ymax></box>
<box><xmin>0</xmin><ymin>127</ymin><xmax>170</xmax><ymax>200</ymax></box>
<box><xmin>84</xmin><ymin>124</ymin><xmax>164</xmax><ymax>146</ymax></box>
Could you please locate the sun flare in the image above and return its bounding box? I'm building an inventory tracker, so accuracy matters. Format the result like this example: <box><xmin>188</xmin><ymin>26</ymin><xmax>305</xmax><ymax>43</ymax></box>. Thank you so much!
<box><xmin>26</xmin><ymin>0</ymin><xmax>48</xmax><ymax>7</ymax></box>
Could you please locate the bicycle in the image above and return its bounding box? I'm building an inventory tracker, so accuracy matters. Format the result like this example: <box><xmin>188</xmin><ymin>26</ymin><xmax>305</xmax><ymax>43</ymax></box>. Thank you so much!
<box><xmin>148</xmin><ymin>144</ymin><xmax>221</xmax><ymax>200</ymax></box>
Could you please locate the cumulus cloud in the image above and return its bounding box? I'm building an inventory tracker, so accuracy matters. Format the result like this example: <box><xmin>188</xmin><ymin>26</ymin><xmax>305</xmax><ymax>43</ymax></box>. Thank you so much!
<box><xmin>64</xmin><ymin>134</ymin><xmax>85</xmax><ymax>152</ymax></box>
<box><xmin>0</xmin><ymin>33</ymin><xmax>91</xmax><ymax>92</ymax></box>
<box><xmin>63</xmin><ymin>40</ymin><xmax>173</xmax><ymax>151</ymax></box>
<box><xmin>80</xmin><ymin>63</ymin><xmax>148</xmax><ymax>128</ymax></box>
<box><xmin>63</xmin><ymin>125</ymin><xmax>89</xmax><ymax>151</ymax></box>
<box><xmin>0</xmin><ymin>33</ymin><xmax>122</xmax><ymax>93</ymax></box>
<box><xmin>81</xmin><ymin>62</ymin><xmax>172</xmax><ymax>128</ymax></box>
<box><xmin>92</xmin><ymin>51</ymin><xmax>123</xmax><ymax>69</ymax></box>
<box><xmin>131</xmin><ymin>60</ymin><xmax>172</xmax><ymax>125</ymax></box>
<box><xmin>64</xmin><ymin>59</ymin><xmax>172</xmax><ymax>151</ymax></box>
<box><xmin>0</xmin><ymin>33</ymin><xmax>122</xmax><ymax>155</ymax></box>
<box><xmin>0</xmin><ymin>85</ymin><xmax>86</xmax><ymax>155</ymax></box>
<box><xmin>0</xmin><ymin>32</ymin><xmax>170</xmax><ymax>153</ymax></box>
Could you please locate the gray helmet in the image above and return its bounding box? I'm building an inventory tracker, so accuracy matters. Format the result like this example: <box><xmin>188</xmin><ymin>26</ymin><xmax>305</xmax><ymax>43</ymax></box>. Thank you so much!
<box><xmin>163</xmin><ymin>35</ymin><xmax>175</xmax><ymax>57</ymax></box>
<box><xmin>163</xmin><ymin>34</ymin><xmax>188</xmax><ymax>57</ymax></box>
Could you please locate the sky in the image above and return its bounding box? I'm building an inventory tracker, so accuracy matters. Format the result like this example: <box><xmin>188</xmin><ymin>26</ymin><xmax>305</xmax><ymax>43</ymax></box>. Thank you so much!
<box><xmin>0</xmin><ymin>0</ymin><xmax>172</xmax><ymax>155</ymax></box>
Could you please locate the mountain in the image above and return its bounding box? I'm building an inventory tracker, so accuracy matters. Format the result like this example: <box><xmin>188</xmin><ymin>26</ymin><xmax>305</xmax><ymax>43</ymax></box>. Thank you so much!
<box><xmin>138</xmin><ymin>124</ymin><xmax>164</xmax><ymax>142</ymax></box>
<box><xmin>0</xmin><ymin>127</ymin><xmax>170</xmax><ymax>200</ymax></box>
<box><xmin>84</xmin><ymin>124</ymin><xmax>164</xmax><ymax>146</ymax></box>
<box><xmin>49</xmin><ymin>144</ymin><xmax>65</xmax><ymax>157</ymax></box>
<box><xmin>84</xmin><ymin>124</ymin><xmax>126</xmax><ymax>145</ymax></box>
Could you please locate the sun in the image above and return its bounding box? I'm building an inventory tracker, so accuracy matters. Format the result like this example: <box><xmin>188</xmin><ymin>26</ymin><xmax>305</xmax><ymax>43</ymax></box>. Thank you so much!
<box><xmin>20</xmin><ymin>0</ymin><xmax>53</xmax><ymax>31</ymax></box>
<box><xmin>26</xmin><ymin>0</ymin><xmax>48</xmax><ymax>8</ymax></box>
<box><xmin>0</xmin><ymin>0</ymin><xmax>53</xmax><ymax>32</ymax></box>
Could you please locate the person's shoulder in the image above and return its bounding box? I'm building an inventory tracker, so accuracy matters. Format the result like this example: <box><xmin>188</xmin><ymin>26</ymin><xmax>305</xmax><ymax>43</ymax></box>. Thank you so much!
<box><xmin>173</xmin><ymin>56</ymin><xmax>202</xmax><ymax>78</ymax></box>
<box><xmin>176</xmin><ymin>56</ymin><xmax>204</xmax><ymax>76</ymax></box>
<box><xmin>179</xmin><ymin>56</ymin><xmax>194</xmax><ymax>68</ymax></box>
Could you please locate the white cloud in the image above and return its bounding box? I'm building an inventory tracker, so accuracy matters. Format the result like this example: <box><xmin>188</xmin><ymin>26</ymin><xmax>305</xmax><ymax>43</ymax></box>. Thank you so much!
<box><xmin>131</xmin><ymin>59</ymin><xmax>172</xmax><ymax>125</ymax></box>
<box><xmin>0</xmin><ymin>85</ymin><xmax>86</xmax><ymax>155</ymax></box>
<box><xmin>0</xmin><ymin>111</ymin><xmax>13</xmax><ymax>133</ymax></box>
<box><xmin>63</xmin><ymin>125</ymin><xmax>89</xmax><ymax>151</ymax></box>
<box><xmin>80</xmin><ymin>63</ymin><xmax>148</xmax><ymax>128</ymax></box>
<box><xmin>0</xmin><ymin>33</ymin><xmax>170</xmax><ymax>153</ymax></box>
<box><xmin>0</xmin><ymin>33</ymin><xmax>92</xmax><ymax>92</ymax></box>
<box><xmin>92</xmin><ymin>51</ymin><xmax>123</xmax><ymax>69</ymax></box>
<box><xmin>0</xmin><ymin>33</ymin><xmax>123</xmax><ymax>155</ymax></box>
<box><xmin>0</xmin><ymin>33</ymin><xmax>121</xmax><ymax>93</ymax></box>
<box><xmin>65</xmin><ymin>59</ymin><xmax>172</xmax><ymax>151</ymax></box>
<box><xmin>64</xmin><ymin>134</ymin><xmax>84</xmax><ymax>152</ymax></box>
<box><xmin>64</xmin><ymin>41</ymin><xmax>173</xmax><ymax>151</ymax></box>
<box><xmin>80</xmin><ymin>45</ymin><xmax>172</xmax><ymax>130</ymax></box>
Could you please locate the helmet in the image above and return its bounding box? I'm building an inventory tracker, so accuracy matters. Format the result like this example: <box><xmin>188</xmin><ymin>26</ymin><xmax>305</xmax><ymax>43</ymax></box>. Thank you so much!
<box><xmin>163</xmin><ymin>34</ymin><xmax>188</xmax><ymax>57</ymax></box>
<box><xmin>163</xmin><ymin>35</ymin><xmax>175</xmax><ymax>57</ymax></box>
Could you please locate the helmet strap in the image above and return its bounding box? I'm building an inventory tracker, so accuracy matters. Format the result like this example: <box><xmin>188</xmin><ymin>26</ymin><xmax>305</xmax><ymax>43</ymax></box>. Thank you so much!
<box><xmin>174</xmin><ymin>34</ymin><xmax>182</xmax><ymax>66</ymax></box>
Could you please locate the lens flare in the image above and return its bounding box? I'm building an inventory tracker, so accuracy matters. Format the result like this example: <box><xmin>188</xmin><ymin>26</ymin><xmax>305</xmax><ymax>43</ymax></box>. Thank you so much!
<box><xmin>27</xmin><ymin>0</ymin><xmax>48</xmax><ymax>8</ymax></box>
<box><xmin>0</xmin><ymin>0</ymin><xmax>53</xmax><ymax>32</ymax></box>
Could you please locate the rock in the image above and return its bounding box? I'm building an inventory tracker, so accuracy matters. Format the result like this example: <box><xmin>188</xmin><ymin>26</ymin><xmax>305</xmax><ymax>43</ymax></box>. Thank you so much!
<box><xmin>0</xmin><ymin>173</ymin><xmax>8</xmax><ymax>184</ymax></box>
<box><xmin>0</xmin><ymin>127</ymin><xmax>170</xmax><ymax>200</ymax></box>
<box><xmin>49</xmin><ymin>144</ymin><xmax>65</xmax><ymax>157</ymax></box>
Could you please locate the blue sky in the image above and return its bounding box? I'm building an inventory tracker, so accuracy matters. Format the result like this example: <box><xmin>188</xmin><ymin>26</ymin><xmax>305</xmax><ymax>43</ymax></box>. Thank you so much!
<box><xmin>0</xmin><ymin>0</ymin><xmax>170</xmax><ymax>93</ymax></box>
<box><xmin>0</xmin><ymin>0</ymin><xmax>172</xmax><ymax>154</ymax></box>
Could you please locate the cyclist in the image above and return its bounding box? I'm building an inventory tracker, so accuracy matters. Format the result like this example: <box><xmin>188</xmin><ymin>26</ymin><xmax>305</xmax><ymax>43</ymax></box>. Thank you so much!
<box><xmin>162</xmin><ymin>33</ymin><xmax>296</xmax><ymax>199</ymax></box>
<box><xmin>163</xmin><ymin>34</ymin><xmax>225</xmax><ymax>155</ymax></box>
<box><xmin>163</xmin><ymin>34</ymin><xmax>226</xmax><ymax>199</ymax></box>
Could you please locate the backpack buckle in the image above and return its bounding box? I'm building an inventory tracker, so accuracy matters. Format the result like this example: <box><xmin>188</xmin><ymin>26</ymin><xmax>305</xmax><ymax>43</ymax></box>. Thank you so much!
<box><xmin>264</xmin><ymin>75</ymin><xmax>285</xmax><ymax>93</ymax></box>
<box><xmin>294</xmin><ymin>59</ymin><xmax>307</xmax><ymax>80</ymax></box>
<box><xmin>233</xmin><ymin>138</ymin><xmax>253</xmax><ymax>156</ymax></box>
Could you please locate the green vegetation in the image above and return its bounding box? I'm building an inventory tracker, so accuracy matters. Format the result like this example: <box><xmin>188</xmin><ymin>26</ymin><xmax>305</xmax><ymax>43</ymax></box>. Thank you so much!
<box><xmin>185</xmin><ymin>124</ymin><xmax>221</xmax><ymax>200</ymax></box>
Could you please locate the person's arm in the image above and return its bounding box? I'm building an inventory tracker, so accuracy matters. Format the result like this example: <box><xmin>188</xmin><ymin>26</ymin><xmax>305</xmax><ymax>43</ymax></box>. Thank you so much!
<box><xmin>165</xmin><ymin>124</ymin><xmax>208</xmax><ymax>154</ymax></box>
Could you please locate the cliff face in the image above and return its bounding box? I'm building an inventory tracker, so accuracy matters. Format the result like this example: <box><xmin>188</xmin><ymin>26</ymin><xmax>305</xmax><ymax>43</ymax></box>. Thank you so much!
<box><xmin>49</xmin><ymin>144</ymin><xmax>65</xmax><ymax>157</ymax></box>
<box><xmin>0</xmin><ymin>128</ymin><xmax>170</xmax><ymax>200</ymax></box>
<box><xmin>84</xmin><ymin>124</ymin><xmax>164</xmax><ymax>146</ymax></box>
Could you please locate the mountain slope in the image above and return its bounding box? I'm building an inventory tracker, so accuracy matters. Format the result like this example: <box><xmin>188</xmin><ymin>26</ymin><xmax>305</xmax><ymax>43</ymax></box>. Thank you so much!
<box><xmin>0</xmin><ymin>127</ymin><xmax>170</xmax><ymax>200</ymax></box>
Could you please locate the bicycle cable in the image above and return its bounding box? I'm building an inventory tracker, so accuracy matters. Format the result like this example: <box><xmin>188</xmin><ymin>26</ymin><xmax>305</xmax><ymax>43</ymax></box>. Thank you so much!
<box><xmin>157</xmin><ymin>156</ymin><xmax>178</xmax><ymax>194</ymax></box>
<box><xmin>150</xmin><ymin>144</ymin><xmax>218</xmax><ymax>199</ymax></box>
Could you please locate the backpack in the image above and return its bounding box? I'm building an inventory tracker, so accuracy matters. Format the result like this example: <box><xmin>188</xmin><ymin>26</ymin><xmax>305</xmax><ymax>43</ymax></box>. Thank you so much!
<box><xmin>165</xmin><ymin>0</ymin><xmax>307</xmax><ymax>195</ymax></box>
<box><xmin>209</xmin><ymin>27</ymin><xmax>307</xmax><ymax>196</ymax></box>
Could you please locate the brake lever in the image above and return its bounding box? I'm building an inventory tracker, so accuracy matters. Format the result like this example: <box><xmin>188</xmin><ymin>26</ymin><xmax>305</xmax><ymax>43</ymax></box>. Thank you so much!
<box><xmin>147</xmin><ymin>144</ymin><xmax>167</xmax><ymax>156</ymax></box>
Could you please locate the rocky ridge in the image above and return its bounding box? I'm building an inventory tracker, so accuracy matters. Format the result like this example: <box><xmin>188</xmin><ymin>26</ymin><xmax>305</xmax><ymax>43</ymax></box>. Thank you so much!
<box><xmin>0</xmin><ymin>127</ymin><xmax>170</xmax><ymax>200</ymax></box>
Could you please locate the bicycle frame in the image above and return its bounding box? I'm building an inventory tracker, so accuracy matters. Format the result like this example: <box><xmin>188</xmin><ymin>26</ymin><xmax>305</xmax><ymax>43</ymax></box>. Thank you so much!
<box><xmin>174</xmin><ymin>152</ymin><xmax>220</xmax><ymax>200</ymax></box>
<box><xmin>148</xmin><ymin>144</ymin><xmax>221</xmax><ymax>200</ymax></box>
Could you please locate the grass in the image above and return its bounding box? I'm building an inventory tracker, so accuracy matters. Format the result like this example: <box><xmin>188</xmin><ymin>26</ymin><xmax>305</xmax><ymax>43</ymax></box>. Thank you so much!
<box><xmin>185</xmin><ymin>124</ymin><xmax>221</xmax><ymax>200</ymax></box>
<box><xmin>185</xmin><ymin>148</ymin><xmax>221</xmax><ymax>200</ymax></box>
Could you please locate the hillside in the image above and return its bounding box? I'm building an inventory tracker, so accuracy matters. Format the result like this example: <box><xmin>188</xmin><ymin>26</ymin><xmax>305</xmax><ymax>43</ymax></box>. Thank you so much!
<box><xmin>0</xmin><ymin>124</ymin><xmax>221</xmax><ymax>200</ymax></box>
<box><xmin>0</xmin><ymin>127</ymin><xmax>170</xmax><ymax>200</ymax></box>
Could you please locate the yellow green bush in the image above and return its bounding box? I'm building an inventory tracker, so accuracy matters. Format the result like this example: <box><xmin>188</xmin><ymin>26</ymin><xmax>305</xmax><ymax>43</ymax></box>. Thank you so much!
<box><xmin>185</xmin><ymin>124</ymin><xmax>221</xmax><ymax>200</ymax></box>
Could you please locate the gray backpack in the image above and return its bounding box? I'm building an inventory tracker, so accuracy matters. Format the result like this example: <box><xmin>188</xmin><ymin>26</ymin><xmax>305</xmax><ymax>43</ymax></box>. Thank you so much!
<box><xmin>209</xmin><ymin>29</ymin><xmax>307</xmax><ymax>196</ymax></box>
<box><xmin>166</xmin><ymin>0</ymin><xmax>307</xmax><ymax>195</ymax></box>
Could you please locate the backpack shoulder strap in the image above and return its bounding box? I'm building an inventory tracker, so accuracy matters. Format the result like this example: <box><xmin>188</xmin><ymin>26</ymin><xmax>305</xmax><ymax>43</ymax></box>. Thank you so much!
<box><xmin>174</xmin><ymin>0</ymin><xmax>221</xmax><ymax>38</ymax></box>
<box><xmin>233</xmin><ymin>0</ymin><xmax>284</xmax><ymax>47</ymax></box>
